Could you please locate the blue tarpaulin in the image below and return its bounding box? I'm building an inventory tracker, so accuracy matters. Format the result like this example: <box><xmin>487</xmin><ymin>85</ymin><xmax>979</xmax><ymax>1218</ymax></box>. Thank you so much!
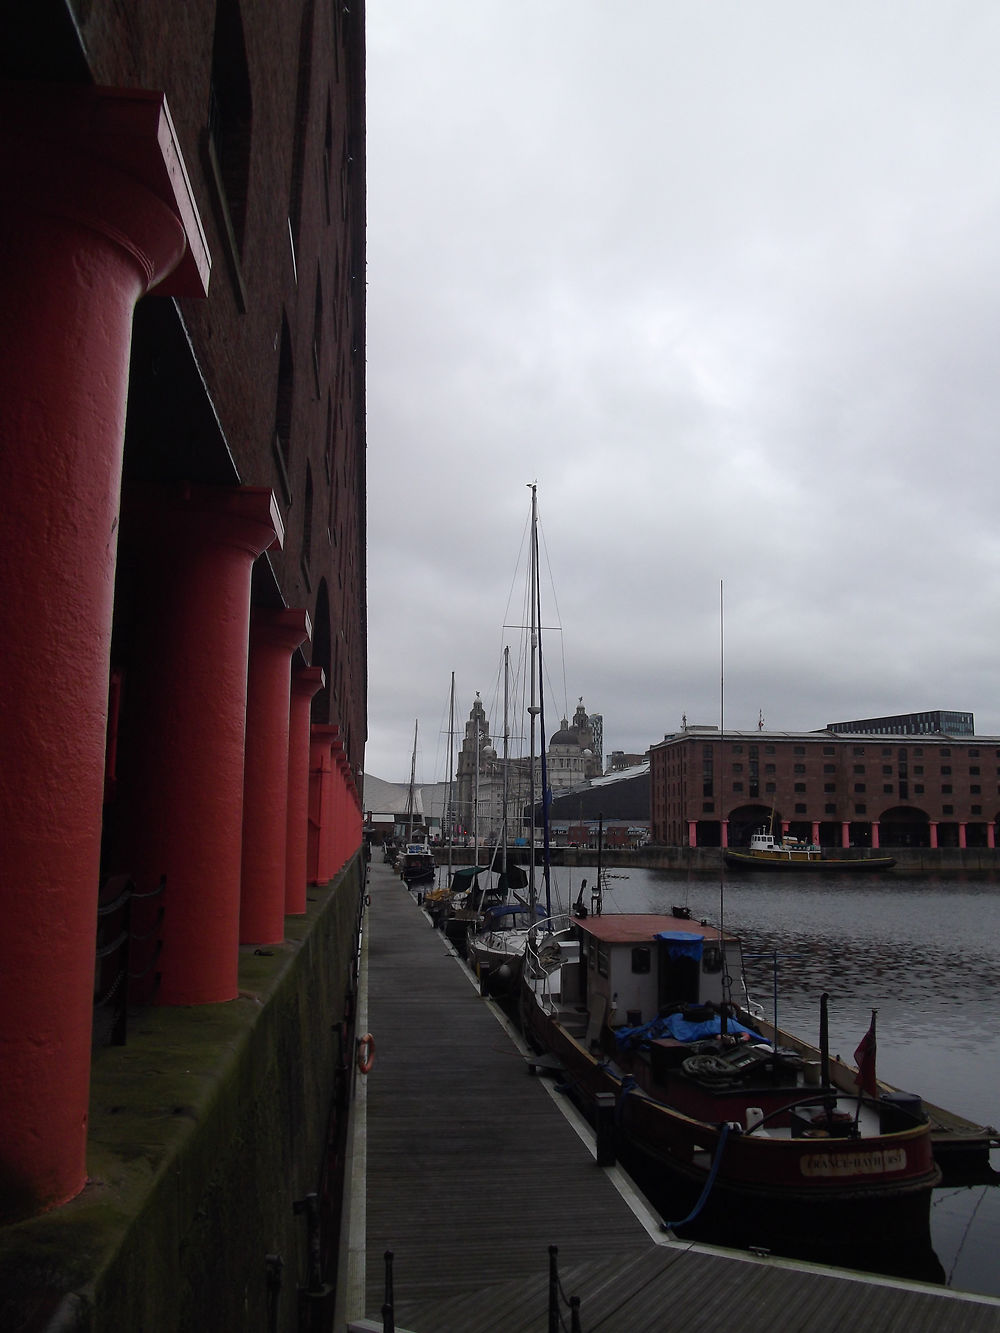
<box><xmin>614</xmin><ymin>1010</ymin><xmax>766</xmax><ymax>1050</ymax></box>
<box><xmin>655</xmin><ymin>931</ymin><xmax>705</xmax><ymax>961</ymax></box>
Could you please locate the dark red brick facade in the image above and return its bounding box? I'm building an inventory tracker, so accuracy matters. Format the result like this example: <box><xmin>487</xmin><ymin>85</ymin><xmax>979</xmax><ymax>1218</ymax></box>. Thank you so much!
<box><xmin>650</xmin><ymin>731</ymin><xmax>1000</xmax><ymax>849</ymax></box>
<box><xmin>39</xmin><ymin>0</ymin><xmax>367</xmax><ymax>767</ymax></box>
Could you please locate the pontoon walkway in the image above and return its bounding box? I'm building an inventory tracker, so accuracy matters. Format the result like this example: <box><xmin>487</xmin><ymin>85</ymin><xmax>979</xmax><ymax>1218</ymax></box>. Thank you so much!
<box><xmin>340</xmin><ymin>861</ymin><xmax>1000</xmax><ymax>1332</ymax></box>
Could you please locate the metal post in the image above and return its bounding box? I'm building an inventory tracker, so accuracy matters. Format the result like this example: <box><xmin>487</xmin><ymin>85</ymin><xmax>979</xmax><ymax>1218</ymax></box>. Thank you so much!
<box><xmin>381</xmin><ymin>1250</ymin><xmax>395</xmax><ymax>1333</ymax></box>
<box><xmin>548</xmin><ymin>1246</ymin><xmax>559</xmax><ymax>1333</ymax></box>
<box><xmin>595</xmin><ymin>1091</ymin><xmax>617</xmax><ymax>1166</ymax></box>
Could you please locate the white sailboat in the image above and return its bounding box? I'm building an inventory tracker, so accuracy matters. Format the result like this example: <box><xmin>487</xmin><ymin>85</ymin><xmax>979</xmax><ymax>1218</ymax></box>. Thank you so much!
<box><xmin>468</xmin><ymin>484</ymin><xmax>569</xmax><ymax>995</ymax></box>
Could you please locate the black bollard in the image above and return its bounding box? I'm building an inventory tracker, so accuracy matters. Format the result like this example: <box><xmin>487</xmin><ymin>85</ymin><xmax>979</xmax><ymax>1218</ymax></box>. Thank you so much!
<box><xmin>595</xmin><ymin>1091</ymin><xmax>617</xmax><ymax>1167</ymax></box>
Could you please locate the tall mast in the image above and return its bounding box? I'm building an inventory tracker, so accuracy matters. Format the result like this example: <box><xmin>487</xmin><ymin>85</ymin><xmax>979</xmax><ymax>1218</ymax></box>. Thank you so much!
<box><xmin>527</xmin><ymin>483</ymin><xmax>539</xmax><ymax>916</ymax></box>
<box><xmin>719</xmin><ymin>578</ymin><xmax>725</xmax><ymax>739</ymax></box>
<box><xmin>474</xmin><ymin>701</ymin><xmax>481</xmax><ymax>860</ymax></box>
<box><xmin>536</xmin><ymin>514</ymin><xmax>553</xmax><ymax>919</ymax></box>
<box><xmin>502</xmin><ymin>647</ymin><xmax>510</xmax><ymax>879</ymax></box>
<box><xmin>446</xmin><ymin>673</ymin><xmax>455</xmax><ymax>883</ymax></box>
<box><xmin>406</xmin><ymin>719</ymin><xmax>418</xmax><ymax>839</ymax></box>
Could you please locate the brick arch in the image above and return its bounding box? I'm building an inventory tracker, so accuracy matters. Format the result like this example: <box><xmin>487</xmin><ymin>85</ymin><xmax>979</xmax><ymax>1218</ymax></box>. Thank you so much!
<box><xmin>725</xmin><ymin>803</ymin><xmax>774</xmax><ymax>846</ymax></box>
<box><xmin>877</xmin><ymin>806</ymin><xmax>930</xmax><ymax>848</ymax></box>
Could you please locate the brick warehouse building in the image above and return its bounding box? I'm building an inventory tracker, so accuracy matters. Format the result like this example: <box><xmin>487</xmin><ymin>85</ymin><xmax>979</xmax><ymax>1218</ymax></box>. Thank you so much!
<box><xmin>1</xmin><ymin>3</ymin><xmax>366</xmax><ymax>1327</ymax></box>
<box><xmin>650</xmin><ymin>727</ymin><xmax>1000</xmax><ymax>850</ymax></box>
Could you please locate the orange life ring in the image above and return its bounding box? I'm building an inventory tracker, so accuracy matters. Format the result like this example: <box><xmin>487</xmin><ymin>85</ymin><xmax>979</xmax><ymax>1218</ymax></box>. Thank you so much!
<box><xmin>357</xmin><ymin>1033</ymin><xmax>375</xmax><ymax>1075</ymax></box>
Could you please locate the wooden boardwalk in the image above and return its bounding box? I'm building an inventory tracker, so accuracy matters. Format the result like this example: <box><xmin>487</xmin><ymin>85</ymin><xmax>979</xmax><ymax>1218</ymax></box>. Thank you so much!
<box><xmin>343</xmin><ymin>861</ymin><xmax>1000</xmax><ymax>1332</ymax></box>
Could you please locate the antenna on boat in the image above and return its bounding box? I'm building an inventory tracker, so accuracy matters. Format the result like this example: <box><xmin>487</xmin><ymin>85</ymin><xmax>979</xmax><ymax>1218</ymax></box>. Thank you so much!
<box><xmin>594</xmin><ymin>815</ymin><xmax>604</xmax><ymax>916</ymax></box>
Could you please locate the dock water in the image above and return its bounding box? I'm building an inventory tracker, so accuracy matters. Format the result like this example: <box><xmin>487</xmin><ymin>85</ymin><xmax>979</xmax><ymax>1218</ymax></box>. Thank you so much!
<box><xmin>343</xmin><ymin>860</ymin><xmax>1000</xmax><ymax>1331</ymax></box>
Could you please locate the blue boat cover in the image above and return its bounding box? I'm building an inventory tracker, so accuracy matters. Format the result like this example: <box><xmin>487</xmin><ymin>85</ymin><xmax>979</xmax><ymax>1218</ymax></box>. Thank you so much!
<box><xmin>614</xmin><ymin>1011</ymin><xmax>765</xmax><ymax>1049</ymax></box>
<box><xmin>481</xmin><ymin>902</ymin><xmax>545</xmax><ymax>926</ymax></box>
<box><xmin>655</xmin><ymin>930</ymin><xmax>704</xmax><ymax>961</ymax></box>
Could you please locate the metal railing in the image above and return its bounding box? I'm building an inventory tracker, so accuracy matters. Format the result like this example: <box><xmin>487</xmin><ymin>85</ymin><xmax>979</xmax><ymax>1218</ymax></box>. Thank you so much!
<box><xmin>93</xmin><ymin>873</ymin><xmax>165</xmax><ymax>1046</ymax></box>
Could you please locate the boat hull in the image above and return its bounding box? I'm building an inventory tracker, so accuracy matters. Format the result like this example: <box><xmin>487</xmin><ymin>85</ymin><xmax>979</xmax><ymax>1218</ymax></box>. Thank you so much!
<box><xmin>724</xmin><ymin>849</ymin><xmax>896</xmax><ymax>871</ymax></box>
<box><xmin>467</xmin><ymin>939</ymin><xmax>524</xmax><ymax>996</ymax></box>
<box><xmin>521</xmin><ymin>998</ymin><xmax>941</xmax><ymax>1264</ymax></box>
<box><xmin>402</xmin><ymin>868</ymin><xmax>435</xmax><ymax>885</ymax></box>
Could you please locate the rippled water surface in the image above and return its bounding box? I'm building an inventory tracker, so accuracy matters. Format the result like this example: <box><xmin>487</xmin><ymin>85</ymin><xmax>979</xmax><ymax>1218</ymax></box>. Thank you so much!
<box><xmin>545</xmin><ymin>863</ymin><xmax>1000</xmax><ymax>1295</ymax></box>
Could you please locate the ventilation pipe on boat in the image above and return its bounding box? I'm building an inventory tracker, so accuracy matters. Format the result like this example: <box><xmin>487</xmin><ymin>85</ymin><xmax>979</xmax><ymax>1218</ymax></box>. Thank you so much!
<box><xmin>819</xmin><ymin>992</ymin><xmax>831</xmax><ymax>1089</ymax></box>
<box><xmin>819</xmin><ymin>992</ymin><xmax>838</xmax><ymax>1127</ymax></box>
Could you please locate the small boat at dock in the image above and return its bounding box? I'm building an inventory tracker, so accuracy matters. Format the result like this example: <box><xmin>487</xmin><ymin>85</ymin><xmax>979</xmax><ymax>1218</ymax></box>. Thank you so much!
<box><xmin>519</xmin><ymin>906</ymin><xmax>993</xmax><ymax>1261</ymax></box>
<box><xmin>397</xmin><ymin>838</ymin><xmax>436</xmax><ymax>886</ymax></box>
<box><xmin>724</xmin><ymin>825</ymin><xmax>896</xmax><ymax>871</ymax></box>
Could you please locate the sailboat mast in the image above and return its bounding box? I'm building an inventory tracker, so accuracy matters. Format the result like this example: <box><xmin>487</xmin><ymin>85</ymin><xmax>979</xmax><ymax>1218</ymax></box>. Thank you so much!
<box><xmin>446</xmin><ymin>673</ymin><xmax>455</xmax><ymax>883</ymax></box>
<box><xmin>474</xmin><ymin>705</ymin><xmax>480</xmax><ymax>860</ymax></box>
<box><xmin>718</xmin><ymin>581</ymin><xmax>729</xmax><ymax>1036</ymax></box>
<box><xmin>406</xmin><ymin>718</ymin><xmax>418</xmax><ymax>838</ymax></box>
<box><xmin>502</xmin><ymin>647</ymin><xmax>509</xmax><ymax>875</ymax></box>
<box><xmin>527</xmin><ymin>483</ymin><xmax>539</xmax><ymax>915</ymax></box>
<box><xmin>536</xmin><ymin>532</ymin><xmax>553</xmax><ymax>919</ymax></box>
<box><xmin>719</xmin><ymin>578</ymin><xmax>725</xmax><ymax>740</ymax></box>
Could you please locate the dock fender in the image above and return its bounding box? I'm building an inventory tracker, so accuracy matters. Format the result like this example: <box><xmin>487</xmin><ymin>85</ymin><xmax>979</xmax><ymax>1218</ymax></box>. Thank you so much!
<box><xmin>614</xmin><ymin>1075</ymin><xmax>638</xmax><ymax>1125</ymax></box>
<box><xmin>357</xmin><ymin>1033</ymin><xmax>376</xmax><ymax>1075</ymax></box>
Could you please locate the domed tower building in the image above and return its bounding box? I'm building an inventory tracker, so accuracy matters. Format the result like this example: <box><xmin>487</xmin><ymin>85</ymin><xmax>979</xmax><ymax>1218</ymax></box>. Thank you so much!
<box><xmin>547</xmin><ymin>698</ymin><xmax>602</xmax><ymax>792</ymax></box>
<box><xmin>455</xmin><ymin>694</ymin><xmax>500</xmax><ymax>844</ymax></box>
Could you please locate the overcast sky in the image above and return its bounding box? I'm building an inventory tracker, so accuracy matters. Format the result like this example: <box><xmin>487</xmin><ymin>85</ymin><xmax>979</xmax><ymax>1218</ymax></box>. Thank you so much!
<box><xmin>363</xmin><ymin>2</ymin><xmax>1000</xmax><ymax>784</ymax></box>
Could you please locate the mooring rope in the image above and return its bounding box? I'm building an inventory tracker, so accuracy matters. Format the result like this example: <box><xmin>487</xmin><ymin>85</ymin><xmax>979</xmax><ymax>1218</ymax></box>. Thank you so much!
<box><xmin>660</xmin><ymin>1121</ymin><xmax>731</xmax><ymax>1232</ymax></box>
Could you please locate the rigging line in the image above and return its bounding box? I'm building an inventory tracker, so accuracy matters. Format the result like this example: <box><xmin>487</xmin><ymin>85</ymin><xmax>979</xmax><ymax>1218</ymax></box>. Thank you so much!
<box><xmin>946</xmin><ymin>1184</ymin><xmax>989</xmax><ymax>1286</ymax></box>
<box><xmin>585</xmin><ymin>1243</ymin><xmax>698</xmax><ymax>1332</ymax></box>
<box><xmin>535</xmin><ymin>501</ymin><xmax>570</xmax><ymax>719</ymax></box>
<box><xmin>932</xmin><ymin>1187</ymin><xmax>979</xmax><ymax>1207</ymax></box>
<box><xmin>497</xmin><ymin>506</ymin><xmax>532</xmax><ymax>633</ymax></box>
<box><xmin>432</xmin><ymin>676</ymin><xmax>455</xmax><ymax>785</ymax></box>
<box><xmin>534</xmin><ymin>507</ymin><xmax>554</xmax><ymax>919</ymax></box>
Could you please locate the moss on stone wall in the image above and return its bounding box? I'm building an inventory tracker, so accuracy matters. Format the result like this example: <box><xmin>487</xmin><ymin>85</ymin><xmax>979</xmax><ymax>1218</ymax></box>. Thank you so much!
<box><xmin>0</xmin><ymin>859</ymin><xmax>364</xmax><ymax>1332</ymax></box>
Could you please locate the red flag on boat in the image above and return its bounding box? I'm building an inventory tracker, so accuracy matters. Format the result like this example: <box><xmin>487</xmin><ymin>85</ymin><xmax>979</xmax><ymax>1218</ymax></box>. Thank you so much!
<box><xmin>854</xmin><ymin>1009</ymin><xmax>878</xmax><ymax>1099</ymax></box>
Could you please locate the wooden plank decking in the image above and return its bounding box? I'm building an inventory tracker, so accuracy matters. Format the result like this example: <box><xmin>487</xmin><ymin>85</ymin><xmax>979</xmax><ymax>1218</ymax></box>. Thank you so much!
<box><xmin>345</xmin><ymin>861</ymin><xmax>1000</xmax><ymax>1331</ymax></box>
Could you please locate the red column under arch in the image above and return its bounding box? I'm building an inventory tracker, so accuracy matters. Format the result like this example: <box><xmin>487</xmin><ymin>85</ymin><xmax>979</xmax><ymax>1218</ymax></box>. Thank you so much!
<box><xmin>240</xmin><ymin>610</ymin><xmax>311</xmax><ymax>944</ymax></box>
<box><xmin>115</xmin><ymin>484</ymin><xmax>281</xmax><ymax>1004</ymax></box>
<box><xmin>0</xmin><ymin>85</ymin><xmax>207</xmax><ymax>1221</ymax></box>
<box><xmin>287</xmin><ymin>667</ymin><xmax>326</xmax><ymax>913</ymax></box>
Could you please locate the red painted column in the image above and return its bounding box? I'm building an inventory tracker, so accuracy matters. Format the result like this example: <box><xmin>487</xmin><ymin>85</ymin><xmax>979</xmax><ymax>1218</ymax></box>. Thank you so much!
<box><xmin>929</xmin><ymin>821</ymin><xmax>939</xmax><ymax>849</ymax></box>
<box><xmin>117</xmin><ymin>485</ymin><xmax>282</xmax><ymax>1003</ymax></box>
<box><xmin>287</xmin><ymin>668</ymin><xmax>325</xmax><ymax>914</ymax></box>
<box><xmin>347</xmin><ymin>772</ymin><xmax>362</xmax><ymax>859</ymax></box>
<box><xmin>958</xmin><ymin>822</ymin><xmax>967</xmax><ymax>850</ymax></box>
<box><xmin>333</xmin><ymin>738</ymin><xmax>349</xmax><ymax>872</ymax></box>
<box><xmin>687</xmin><ymin>820</ymin><xmax>697</xmax><ymax>848</ymax></box>
<box><xmin>811</xmin><ymin>821</ymin><xmax>820</xmax><ymax>845</ymax></box>
<box><xmin>349</xmin><ymin>785</ymin><xmax>363</xmax><ymax>858</ymax></box>
<box><xmin>871</xmin><ymin>821</ymin><xmax>880</xmax><ymax>850</ymax></box>
<box><xmin>720</xmin><ymin>818</ymin><xmax>729</xmax><ymax>849</ymax></box>
<box><xmin>841</xmin><ymin>821</ymin><xmax>851</xmax><ymax>849</ymax></box>
<box><xmin>988</xmin><ymin>823</ymin><xmax>996</xmax><ymax>851</ymax></box>
<box><xmin>309</xmin><ymin>726</ymin><xmax>340</xmax><ymax>884</ymax></box>
<box><xmin>240</xmin><ymin>610</ymin><xmax>311</xmax><ymax>944</ymax></box>
<box><xmin>0</xmin><ymin>85</ymin><xmax>208</xmax><ymax>1221</ymax></box>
